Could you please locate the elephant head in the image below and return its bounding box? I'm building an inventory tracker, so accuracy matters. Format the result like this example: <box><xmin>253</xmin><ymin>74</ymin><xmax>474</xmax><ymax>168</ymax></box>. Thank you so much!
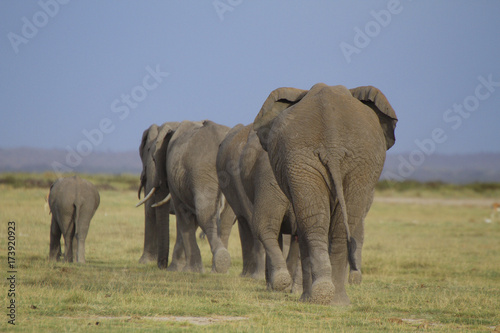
<box><xmin>136</xmin><ymin>122</ymin><xmax>179</xmax><ymax>265</ymax></box>
<box><xmin>138</xmin><ymin>124</ymin><xmax>159</xmax><ymax>201</ymax></box>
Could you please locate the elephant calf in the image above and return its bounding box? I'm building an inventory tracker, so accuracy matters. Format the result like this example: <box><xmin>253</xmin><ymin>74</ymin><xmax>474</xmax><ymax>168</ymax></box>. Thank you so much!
<box><xmin>48</xmin><ymin>175</ymin><xmax>100</xmax><ymax>263</ymax></box>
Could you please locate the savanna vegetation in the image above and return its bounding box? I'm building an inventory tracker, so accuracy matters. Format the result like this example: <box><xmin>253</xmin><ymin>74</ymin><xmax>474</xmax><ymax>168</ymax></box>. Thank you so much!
<box><xmin>1</xmin><ymin>173</ymin><xmax>499</xmax><ymax>332</ymax></box>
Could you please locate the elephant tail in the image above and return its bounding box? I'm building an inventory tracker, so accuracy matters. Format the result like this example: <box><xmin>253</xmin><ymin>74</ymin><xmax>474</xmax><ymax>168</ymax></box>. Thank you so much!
<box><xmin>216</xmin><ymin>192</ymin><xmax>227</xmax><ymax>237</ymax></box>
<box><xmin>72</xmin><ymin>178</ymin><xmax>81</xmax><ymax>235</ymax></box>
<box><xmin>331</xmin><ymin>172</ymin><xmax>357</xmax><ymax>271</ymax></box>
<box><xmin>320</xmin><ymin>154</ymin><xmax>357</xmax><ymax>271</ymax></box>
<box><xmin>62</xmin><ymin>203</ymin><xmax>79</xmax><ymax>238</ymax></box>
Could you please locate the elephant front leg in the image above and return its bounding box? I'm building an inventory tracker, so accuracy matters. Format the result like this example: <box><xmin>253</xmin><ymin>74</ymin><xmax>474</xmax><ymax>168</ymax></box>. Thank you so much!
<box><xmin>156</xmin><ymin>202</ymin><xmax>171</xmax><ymax>269</ymax></box>
<box><xmin>139</xmin><ymin>204</ymin><xmax>158</xmax><ymax>264</ymax></box>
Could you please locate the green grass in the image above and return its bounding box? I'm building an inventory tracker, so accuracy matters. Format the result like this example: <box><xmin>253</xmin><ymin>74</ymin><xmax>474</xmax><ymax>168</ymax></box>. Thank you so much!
<box><xmin>1</xmin><ymin>174</ymin><xmax>499</xmax><ymax>332</ymax></box>
<box><xmin>0</xmin><ymin>172</ymin><xmax>140</xmax><ymax>192</ymax></box>
<box><xmin>376</xmin><ymin>180</ymin><xmax>500</xmax><ymax>198</ymax></box>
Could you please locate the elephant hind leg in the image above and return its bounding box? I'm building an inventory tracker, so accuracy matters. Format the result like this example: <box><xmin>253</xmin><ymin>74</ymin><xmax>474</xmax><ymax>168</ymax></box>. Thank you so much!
<box><xmin>167</xmin><ymin>223</ymin><xmax>187</xmax><ymax>271</ymax></box>
<box><xmin>63</xmin><ymin>220</ymin><xmax>76</xmax><ymax>263</ymax></box>
<box><xmin>75</xmin><ymin>216</ymin><xmax>91</xmax><ymax>264</ymax></box>
<box><xmin>298</xmin><ymin>234</ymin><xmax>335</xmax><ymax>305</ymax></box>
<box><xmin>49</xmin><ymin>217</ymin><xmax>62</xmax><ymax>261</ymax></box>
<box><xmin>193</xmin><ymin>195</ymin><xmax>230</xmax><ymax>274</ymax></box>
<box><xmin>291</xmin><ymin>178</ymin><xmax>334</xmax><ymax>304</ymax></box>
<box><xmin>237</xmin><ymin>217</ymin><xmax>257</xmax><ymax>277</ymax></box>
<box><xmin>175</xmin><ymin>200</ymin><xmax>203</xmax><ymax>273</ymax></box>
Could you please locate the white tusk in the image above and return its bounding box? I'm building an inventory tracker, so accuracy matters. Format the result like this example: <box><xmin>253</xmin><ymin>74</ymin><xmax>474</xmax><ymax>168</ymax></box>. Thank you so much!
<box><xmin>135</xmin><ymin>187</ymin><xmax>156</xmax><ymax>207</ymax></box>
<box><xmin>151</xmin><ymin>193</ymin><xmax>171</xmax><ymax>208</ymax></box>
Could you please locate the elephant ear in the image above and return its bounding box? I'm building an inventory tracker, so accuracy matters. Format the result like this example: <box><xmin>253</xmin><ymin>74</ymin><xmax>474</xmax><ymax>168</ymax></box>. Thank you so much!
<box><xmin>138</xmin><ymin>124</ymin><xmax>158</xmax><ymax>198</ymax></box>
<box><xmin>253</xmin><ymin>87</ymin><xmax>308</xmax><ymax>151</ymax></box>
<box><xmin>350</xmin><ymin>86</ymin><xmax>398</xmax><ymax>150</ymax></box>
<box><xmin>139</xmin><ymin>125</ymin><xmax>159</xmax><ymax>161</ymax></box>
<box><xmin>153</xmin><ymin>123</ymin><xmax>177</xmax><ymax>189</ymax></box>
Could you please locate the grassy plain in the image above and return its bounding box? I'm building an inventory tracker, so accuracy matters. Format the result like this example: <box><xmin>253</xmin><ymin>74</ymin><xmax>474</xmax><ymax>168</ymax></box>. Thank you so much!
<box><xmin>0</xmin><ymin>173</ymin><xmax>499</xmax><ymax>332</ymax></box>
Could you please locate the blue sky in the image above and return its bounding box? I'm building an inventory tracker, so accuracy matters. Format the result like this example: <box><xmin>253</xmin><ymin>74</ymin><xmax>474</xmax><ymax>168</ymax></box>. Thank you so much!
<box><xmin>1</xmin><ymin>1</ymin><xmax>499</xmax><ymax>157</ymax></box>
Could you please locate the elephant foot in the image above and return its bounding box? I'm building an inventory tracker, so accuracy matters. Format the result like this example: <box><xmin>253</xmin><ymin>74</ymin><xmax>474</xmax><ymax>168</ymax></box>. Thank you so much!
<box><xmin>139</xmin><ymin>252</ymin><xmax>157</xmax><ymax>264</ymax></box>
<box><xmin>183</xmin><ymin>265</ymin><xmax>204</xmax><ymax>273</ymax></box>
<box><xmin>271</xmin><ymin>269</ymin><xmax>292</xmax><ymax>292</ymax></box>
<box><xmin>332</xmin><ymin>289</ymin><xmax>351</xmax><ymax>306</ymax></box>
<box><xmin>250</xmin><ymin>269</ymin><xmax>265</xmax><ymax>280</ymax></box>
<box><xmin>348</xmin><ymin>269</ymin><xmax>362</xmax><ymax>285</ymax></box>
<box><xmin>167</xmin><ymin>262</ymin><xmax>184</xmax><ymax>272</ymax></box>
<box><xmin>240</xmin><ymin>270</ymin><xmax>252</xmax><ymax>278</ymax></box>
<box><xmin>309</xmin><ymin>279</ymin><xmax>335</xmax><ymax>305</ymax></box>
<box><xmin>212</xmin><ymin>248</ymin><xmax>231</xmax><ymax>273</ymax></box>
<box><xmin>49</xmin><ymin>255</ymin><xmax>60</xmax><ymax>262</ymax></box>
<box><xmin>157</xmin><ymin>258</ymin><xmax>169</xmax><ymax>270</ymax></box>
<box><xmin>291</xmin><ymin>281</ymin><xmax>303</xmax><ymax>294</ymax></box>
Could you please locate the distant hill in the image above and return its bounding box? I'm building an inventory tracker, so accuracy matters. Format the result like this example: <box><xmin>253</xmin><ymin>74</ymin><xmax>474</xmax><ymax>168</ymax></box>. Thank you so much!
<box><xmin>381</xmin><ymin>152</ymin><xmax>500</xmax><ymax>184</ymax></box>
<box><xmin>0</xmin><ymin>147</ymin><xmax>141</xmax><ymax>175</ymax></box>
<box><xmin>0</xmin><ymin>147</ymin><xmax>499</xmax><ymax>184</ymax></box>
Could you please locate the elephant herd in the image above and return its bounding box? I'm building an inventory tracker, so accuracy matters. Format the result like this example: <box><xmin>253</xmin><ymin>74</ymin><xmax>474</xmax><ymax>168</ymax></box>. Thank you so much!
<box><xmin>50</xmin><ymin>83</ymin><xmax>398</xmax><ymax>306</ymax></box>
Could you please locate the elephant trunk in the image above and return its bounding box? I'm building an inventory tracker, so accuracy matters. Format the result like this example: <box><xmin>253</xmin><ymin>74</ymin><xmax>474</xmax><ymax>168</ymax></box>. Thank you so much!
<box><xmin>156</xmin><ymin>191</ymin><xmax>170</xmax><ymax>269</ymax></box>
<box><xmin>138</xmin><ymin>180</ymin><xmax>144</xmax><ymax>200</ymax></box>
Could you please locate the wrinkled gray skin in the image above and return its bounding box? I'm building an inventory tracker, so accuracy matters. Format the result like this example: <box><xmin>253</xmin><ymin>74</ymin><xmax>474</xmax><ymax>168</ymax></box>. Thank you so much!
<box><xmin>138</xmin><ymin>122</ymin><xmax>179</xmax><ymax>264</ymax></box>
<box><xmin>49</xmin><ymin>176</ymin><xmax>100</xmax><ymax>263</ymax></box>
<box><xmin>154</xmin><ymin>120</ymin><xmax>235</xmax><ymax>273</ymax></box>
<box><xmin>216</xmin><ymin>125</ymin><xmax>264</xmax><ymax>279</ymax></box>
<box><xmin>253</xmin><ymin>84</ymin><xmax>397</xmax><ymax>305</ymax></box>
<box><xmin>216</xmin><ymin>124</ymin><xmax>302</xmax><ymax>292</ymax></box>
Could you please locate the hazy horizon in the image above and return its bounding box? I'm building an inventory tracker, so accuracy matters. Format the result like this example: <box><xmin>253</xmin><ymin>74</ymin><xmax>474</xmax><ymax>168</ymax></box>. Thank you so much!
<box><xmin>1</xmin><ymin>2</ymin><xmax>499</xmax><ymax>156</ymax></box>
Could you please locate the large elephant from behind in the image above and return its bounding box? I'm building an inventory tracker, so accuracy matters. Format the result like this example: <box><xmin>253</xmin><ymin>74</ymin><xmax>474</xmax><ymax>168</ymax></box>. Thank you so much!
<box><xmin>153</xmin><ymin>120</ymin><xmax>235</xmax><ymax>273</ymax></box>
<box><xmin>49</xmin><ymin>175</ymin><xmax>100</xmax><ymax>263</ymax></box>
<box><xmin>137</xmin><ymin>122</ymin><xmax>179</xmax><ymax>264</ymax></box>
<box><xmin>253</xmin><ymin>83</ymin><xmax>397</xmax><ymax>305</ymax></box>
<box><xmin>217</xmin><ymin>124</ymin><xmax>301</xmax><ymax>292</ymax></box>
